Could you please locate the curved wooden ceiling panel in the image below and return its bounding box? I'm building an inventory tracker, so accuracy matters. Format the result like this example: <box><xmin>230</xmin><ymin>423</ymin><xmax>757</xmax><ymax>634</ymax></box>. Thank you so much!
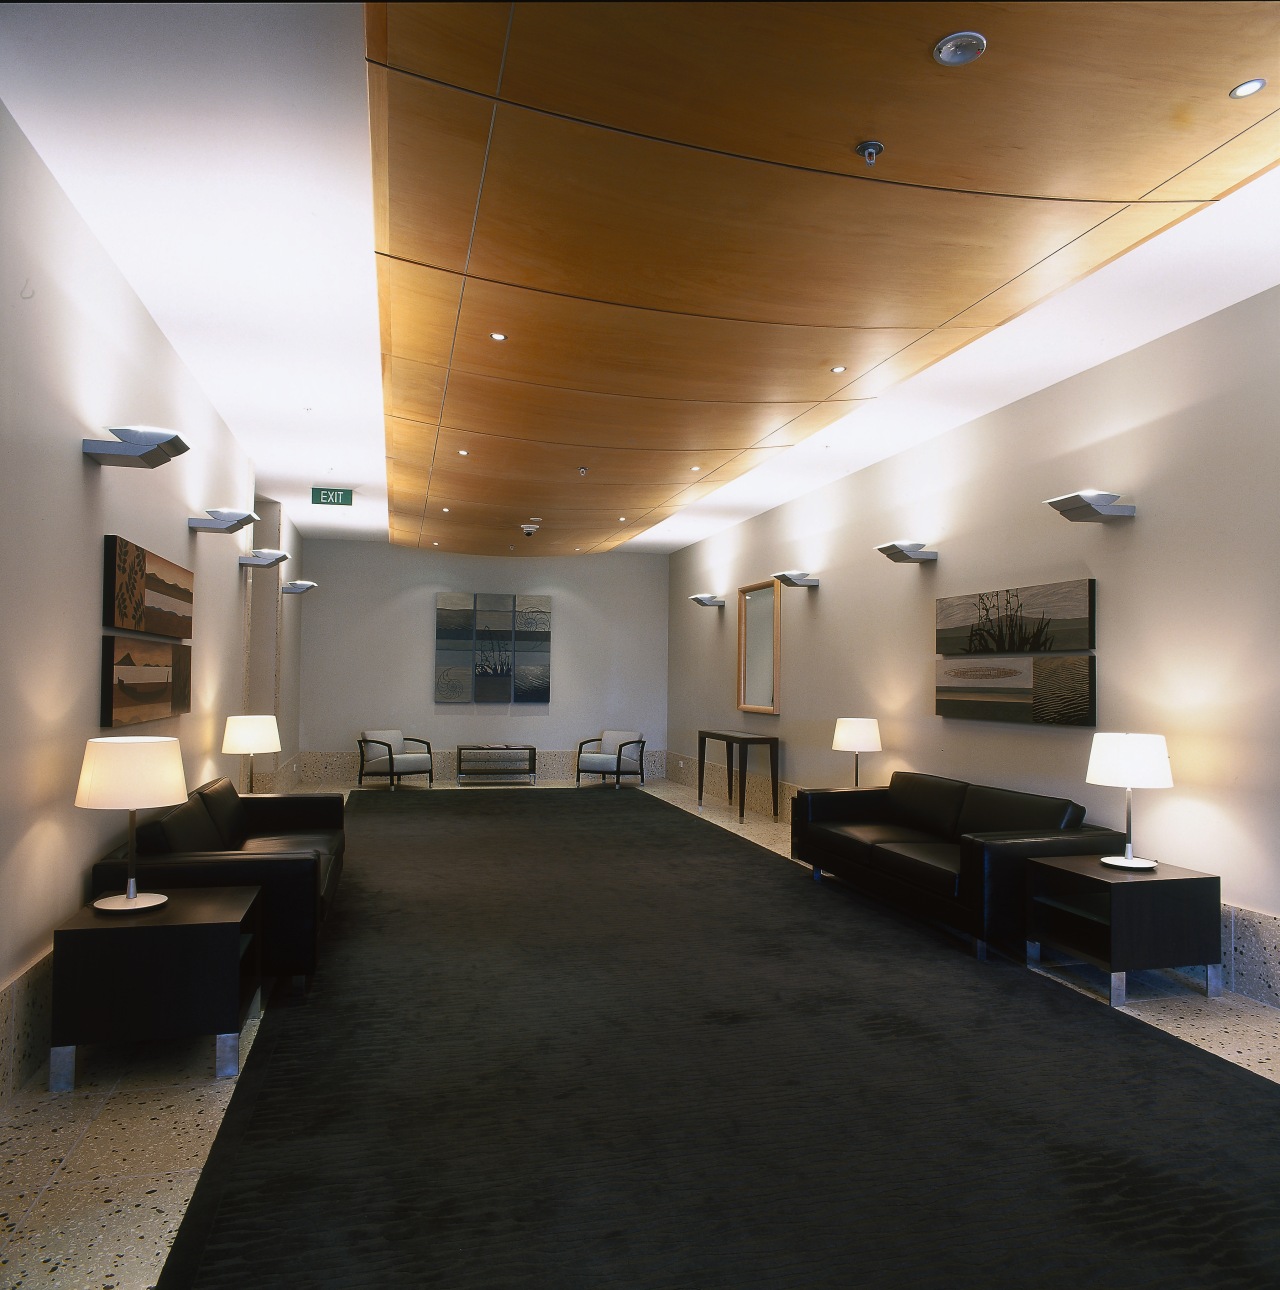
<box><xmin>381</xmin><ymin>1</ymin><xmax>509</xmax><ymax>95</ymax></box>
<box><xmin>466</xmin><ymin>104</ymin><xmax>1129</xmax><ymax>326</ymax></box>
<box><xmin>367</xmin><ymin>2</ymin><xmax>1280</xmax><ymax>554</ymax></box>
<box><xmin>496</xmin><ymin>2</ymin><xmax>1280</xmax><ymax>202</ymax></box>
<box><xmin>436</xmin><ymin>428</ymin><xmax>745</xmax><ymax>485</ymax></box>
<box><xmin>440</xmin><ymin>371</ymin><xmax>821</xmax><ymax>450</ymax></box>
<box><xmin>374</xmin><ymin>68</ymin><xmax>493</xmax><ymax>268</ymax></box>
<box><xmin>449</xmin><ymin>278</ymin><xmax>928</xmax><ymax>401</ymax></box>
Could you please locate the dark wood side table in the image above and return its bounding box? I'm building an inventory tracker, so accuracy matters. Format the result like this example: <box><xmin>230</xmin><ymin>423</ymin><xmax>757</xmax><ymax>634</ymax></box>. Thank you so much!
<box><xmin>1026</xmin><ymin>855</ymin><xmax>1222</xmax><ymax>1007</ymax></box>
<box><xmin>50</xmin><ymin>886</ymin><xmax>262</xmax><ymax>1091</ymax></box>
<box><xmin>697</xmin><ymin>730</ymin><xmax>780</xmax><ymax>820</ymax></box>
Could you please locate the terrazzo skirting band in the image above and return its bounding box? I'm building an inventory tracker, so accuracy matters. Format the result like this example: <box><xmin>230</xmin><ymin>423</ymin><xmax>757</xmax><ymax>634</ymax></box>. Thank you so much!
<box><xmin>160</xmin><ymin>789</ymin><xmax>1280</xmax><ymax>1289</ymax></box>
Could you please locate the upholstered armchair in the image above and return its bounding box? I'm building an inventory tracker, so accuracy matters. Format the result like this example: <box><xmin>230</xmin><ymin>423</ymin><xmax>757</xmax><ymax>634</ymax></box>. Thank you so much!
<box><xmin>576</xmin><ymin>731</ymin><xmax>646</xmax><ymax>788</ymax></box>
<box><xmin>357</xmin><ymin>730</ymin><xmax>433</xmax><ymax>788</ymax></box>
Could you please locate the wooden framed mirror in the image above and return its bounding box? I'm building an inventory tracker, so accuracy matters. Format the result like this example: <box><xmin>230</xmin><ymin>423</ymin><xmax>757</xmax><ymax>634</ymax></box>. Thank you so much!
<box><xmin>737</xmin><ymin>579</ymin><xmax>781</xmax><ymax>714</ymax></box>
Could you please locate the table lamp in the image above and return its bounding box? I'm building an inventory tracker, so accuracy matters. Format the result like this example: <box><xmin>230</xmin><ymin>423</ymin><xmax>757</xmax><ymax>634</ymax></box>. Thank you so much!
<box><xmin>76</xmin><ymin>736</ymin><xmax>188</xmax><ymax>911</ymax></box>
<box><xmin>832</xmin><ymin>718</ymin><xmax>881</xmax><ymax>787</ymax></box>
<box><xmin>1085</xmin><ymin>732</ymin><xmax>1173</xmax><ymax>870</ymax></box>
<box><xmin>222</xmin><ymin>714</ymin><xmax>280</xmax><ymax>793</ymax></box>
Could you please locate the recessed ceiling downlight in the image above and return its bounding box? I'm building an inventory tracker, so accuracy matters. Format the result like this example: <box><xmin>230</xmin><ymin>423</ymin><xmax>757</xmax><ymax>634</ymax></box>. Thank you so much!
<box><xmin>489</xmin><ymin>332</ymin><xmax>507</xmax><ymax>341</ymax></box>
<box><xmin>831</xmin><ymin>365</ymin><xmax>846</xmax><ymax>374</ymax></box>
<box><xmin>933</xmin><ymin>31</ymin><xmax>987</xmax><ymax>66</ymax></box>
<box><xmin>1230</xmin><ymin>78</ymin><xmax>1267</xmax><ymax>98</ymax></box>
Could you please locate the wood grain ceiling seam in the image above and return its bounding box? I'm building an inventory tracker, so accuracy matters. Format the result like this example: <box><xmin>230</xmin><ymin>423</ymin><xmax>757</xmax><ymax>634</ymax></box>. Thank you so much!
<box><xmin>368</xmin><ymin>59</ymin><xmax>1213</xmax><ymax>208</ymax></box>
<box><xmin>400</xmin><ymin>5</ymin><xmax>517</xmax><ymax>545</ymax></box>
<box><xmin>1136</xmin><ymin>106</ymin><xmax>1280</xmax><ymax>201</ymax></box>
<box><xmin>378</xmin><ymin>248</ymin><xmax>958</xmax><ymax>332</ymax></box>
<box><xmin>423</xmin><ymin>360</ymin><xmax>839</xmax><ymax>410</ymax></box>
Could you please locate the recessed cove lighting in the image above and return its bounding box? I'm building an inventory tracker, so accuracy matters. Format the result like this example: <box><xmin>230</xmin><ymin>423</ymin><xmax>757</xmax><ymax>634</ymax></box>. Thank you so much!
<box><xmin>831</xmin><ymin>365</ymin><xmax>846</xmax><ymax>374</ymax></box>
<box><xmin>933</xmin><ymin>31</ymin><xmax>986</xmax><ymax>66</ymax></box>
<box><xmin>1230</xmin><ymin>78</ymin><xmax>1267</xmax><ymax>99</ymax></box>
<box><xmin>489</xmin><ymin>332</ymin><xmax>507</xmax><ymax>341</ymax></box>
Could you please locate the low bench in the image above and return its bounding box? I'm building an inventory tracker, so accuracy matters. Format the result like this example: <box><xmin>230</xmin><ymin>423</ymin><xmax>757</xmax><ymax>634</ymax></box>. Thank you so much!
<box><xmin>456</xmin><ymin>744</ymin><xmax>537</xmax><ymax>783</ymax></box>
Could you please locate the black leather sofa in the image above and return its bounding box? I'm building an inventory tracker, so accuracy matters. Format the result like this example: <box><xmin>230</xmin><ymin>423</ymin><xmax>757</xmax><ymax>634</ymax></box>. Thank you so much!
<box><xmin>791</xmin><ymin>771</ymin><xmax>1124</xmax><ymax>957</ymax></box>
<box><xmin>91</xmin><ymin>778</ymin><xmax>344</xmax><ymax>981</ymax></box>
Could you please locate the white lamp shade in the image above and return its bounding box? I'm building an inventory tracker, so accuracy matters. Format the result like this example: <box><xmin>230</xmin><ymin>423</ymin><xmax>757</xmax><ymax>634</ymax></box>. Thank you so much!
<box><xmin>1086</xmin><ymin>732</ymin><xmax>1173</xmax><ymax>789</ymax></box>
<box><xmin>75</xmin><ymin>737</ymin><xmax>188</xmax><ymax>810</ymax></box>
<box><xmin>832</xmin><ymin>718</ymin><xmax>882</xmax><ymax>753</ymax></box>
<box><xmin>222</xmin><ymin>715</ymin><xmax>281</xmax><ymax>755</ymax></box>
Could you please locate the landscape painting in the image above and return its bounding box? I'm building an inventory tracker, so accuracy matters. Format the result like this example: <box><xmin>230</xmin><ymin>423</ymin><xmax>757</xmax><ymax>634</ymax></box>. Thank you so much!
<box><xmin>103</xmin><ymin>535</ymin><xmax>194</xmax><ymax>640</ymax></box>
<box><xmin>101</xmin><ymin>636</ymin><xmax>192</xmax><ymax>727</ymax></box>
<box><xmin>935</xmin><ymin>578</ymin><xmax>1094</xmax><ymax>657</ymax></box>
<box><xmin>935</xmin><ymin>654</ymin><xmax>1095</xmax><ymax>726</ymax></box>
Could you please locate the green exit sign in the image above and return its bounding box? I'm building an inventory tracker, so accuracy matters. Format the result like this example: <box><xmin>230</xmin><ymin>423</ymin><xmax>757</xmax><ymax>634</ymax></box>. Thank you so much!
<box><xmin>312</xmin><ymin>487</ymin><xmax>353</xmax><ymax>506</ymax></box>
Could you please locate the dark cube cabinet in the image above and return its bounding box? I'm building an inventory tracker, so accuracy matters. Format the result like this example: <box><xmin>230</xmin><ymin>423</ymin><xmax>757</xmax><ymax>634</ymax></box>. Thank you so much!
<box><xmin>1027</xmin><ymin>855</ymin><xmax>1222</xmax><ymax>1006</ymax></box>
<box><xmin>51</xmin><ymin>886</ymin><xmax>261</xmax><ymax>1089</ymax></box>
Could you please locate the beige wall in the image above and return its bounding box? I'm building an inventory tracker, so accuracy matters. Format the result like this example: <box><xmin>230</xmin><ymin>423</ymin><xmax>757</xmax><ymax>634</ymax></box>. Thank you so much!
<box><xmin>297</xmin><ymin>540</ymin><xmax>669</xmax><ymax>756</ymax></box>
<box><xmin>669</xmin><ymin>286</ymin><xmax>1280</xmax><ymax>914</ymax></box>
<box><xmin>0</xmin><ymin>101</ymin><xmax>257</xmax><ymax>986</ymax></box>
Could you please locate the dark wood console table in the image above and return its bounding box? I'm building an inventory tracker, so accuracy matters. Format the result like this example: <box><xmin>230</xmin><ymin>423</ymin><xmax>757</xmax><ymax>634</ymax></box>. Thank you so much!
<box><xmin>1027</xmin><ymin>855</ymin><xmax>1222</xmax><ymax>1007</ymax></box>
<box><xmin>50</xmin><ymin>886</ymin><xmax>262</xmax><ymax>1090</ymax></box>
<box><xmin>697</xmin><ymin>729</ymin><xmax>780</xmax><ymax>820</ymax></box>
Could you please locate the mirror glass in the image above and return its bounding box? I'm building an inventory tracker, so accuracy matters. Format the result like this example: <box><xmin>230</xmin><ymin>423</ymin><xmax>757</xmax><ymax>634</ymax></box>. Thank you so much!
<box><xmin>738</xmin><ymin>580</ymin><xmax>780</xmax><ymax>713</ymax></box>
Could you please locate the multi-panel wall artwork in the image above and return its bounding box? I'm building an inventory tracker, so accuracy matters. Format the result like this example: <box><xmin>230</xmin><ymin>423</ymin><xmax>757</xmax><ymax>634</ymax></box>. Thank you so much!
<box><xmin>100</xmin><ymin>535</ymin><xmax>194</xmax><ymax>727</ymax></box>
<box><xmin>935</xmin><ymin>579</ymin><xmax>1097</xmax><ymax>726</ymax></box>
<box><xmin>435</xmin><ymin>593</ymin><xmax>552</xmax><ymax>704</ymax></box>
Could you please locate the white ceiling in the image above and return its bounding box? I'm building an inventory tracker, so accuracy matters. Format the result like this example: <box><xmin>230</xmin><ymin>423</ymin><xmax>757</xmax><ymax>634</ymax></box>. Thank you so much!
<box><xmin>2</xmin><ymin>2</ymin><xmax>1277</xmax><ymax>550</ymax></box>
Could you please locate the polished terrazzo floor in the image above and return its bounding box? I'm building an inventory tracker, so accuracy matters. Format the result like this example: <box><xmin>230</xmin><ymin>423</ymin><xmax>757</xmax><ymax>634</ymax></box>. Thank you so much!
<box><xmin>3</xmin><ymin>776</ymin><xmax>1278</xmax><ymax>1288</ymax></box>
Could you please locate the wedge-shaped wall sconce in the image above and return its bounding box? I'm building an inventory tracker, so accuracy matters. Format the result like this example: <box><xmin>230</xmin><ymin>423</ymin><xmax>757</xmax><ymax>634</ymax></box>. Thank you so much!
<box><xmin>83</xmin><ymin>425</ymin><xmax>189</xmax><ymax>468</ymax></box>
<box><xmin>282</xmin><ymin>580</ymin><xmax>317</xmax><ymax>594</ymax></box>
<box><xmin>773</xmin><ymin>570</ymin><xmax>819</xmax><ymax>588</ymax></box>
<box><xmin>1044</xmin><ymin>490</ymin><xmax>1136</xmax><ymax>522</ymax></box>
<box><xmin>239</xmin><ymin>548</ymin><xmax>289</xmax><ymax>568</ymax></box>
<box><xmin>876</xmin><ymin>541</ymin><xmax>937</xmax><ymax>563</ymax></box>
<box><xmin>689</xmin><ymin>593</ymin><xmax>725</xmax><ymax>608</ymax></box>
<box><xmin>189</xmin><ymin>508</ymin><xmax>259</xmax><ymax>533</ymax></box>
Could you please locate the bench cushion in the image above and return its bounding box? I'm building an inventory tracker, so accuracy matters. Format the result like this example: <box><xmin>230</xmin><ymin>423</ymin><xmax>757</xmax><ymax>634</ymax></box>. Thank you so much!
<box><xmin>872</xmin><ymin>841</ymin><xmax>964</xmax><ymax>898</ymax></box>
<box><xmin>811</xmin><ymin>822</ymin><xmax>940</xmax><ymax>849</ymax></box>
<box><xmin>196</xmin><ymin>778</ymin><xmax>250</xmax><ymax>850</ymax></box>
<box><xmin>362</xmin><ymin>753</ymin><xmax>432</xmax><ymax>775</ymax></box>
<box><xmin>579</xmin><ymin>753</ymin><xmax>641</xmax><ymax>774</ymax></box>
<box><xmin>956</xmin><ymin>784</ymin><xmax>1084</xmax><ymax>836</ymax></box>
<box><xmin>886</xmin><ymin>772</ymin><xmax>968</xmax><ymax>838</ymax></box>
<box><xmin>138</xmin><ymin>795</ymin><xmax>222</xmax><ymax>855</ymax></box>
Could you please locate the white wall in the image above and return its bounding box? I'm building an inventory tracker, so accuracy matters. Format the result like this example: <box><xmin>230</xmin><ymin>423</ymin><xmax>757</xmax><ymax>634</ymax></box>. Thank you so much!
<box><xmin>245</xmin><ymin>498</ymin><xmax>304</xmax><ymax>770</ymax></box>
<box><xmin>0</xmin><ymin>100</ymin><xmax>258</xmax><ymax>986</ymax></box>
<box><xmin>669</xmin><ymin>286</ymin><xmax>1280</xmax><ymax>914</ymax></box>
<box><xmin>298</xmin><ymin>541</ymin><xmax>669</xmax><ymax>754</ymax></box>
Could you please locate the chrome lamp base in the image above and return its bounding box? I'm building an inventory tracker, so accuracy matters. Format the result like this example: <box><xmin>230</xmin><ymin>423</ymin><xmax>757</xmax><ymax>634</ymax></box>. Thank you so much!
<box><xmin>94</xmin><ymin>890</ymin><xmax>168</xmax><ymax>912</ymax></box>
<box><xmin>1099</xmin><ymin>854</ymin><xmax>1157</xmax><ymax>871</ymax></box>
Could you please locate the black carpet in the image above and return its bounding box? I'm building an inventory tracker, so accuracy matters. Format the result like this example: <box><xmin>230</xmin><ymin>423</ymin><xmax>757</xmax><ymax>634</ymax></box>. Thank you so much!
<box><xmin>162</xmin><ymin>788</ymin><xmax>1280</xmax><ymax>1289</ymax></box>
